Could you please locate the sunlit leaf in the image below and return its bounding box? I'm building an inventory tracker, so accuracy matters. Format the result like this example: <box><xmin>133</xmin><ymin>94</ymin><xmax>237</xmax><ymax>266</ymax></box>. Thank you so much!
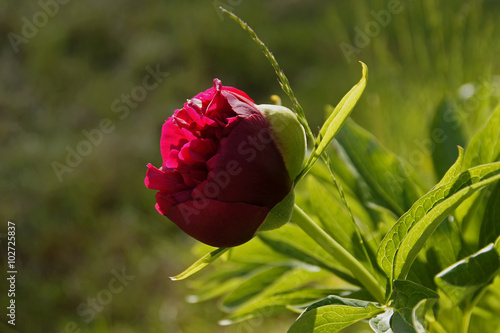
<box><xmin>426</xmin><ymin>147</ymin><xmax>464</xmax><ymax>272</ymax></box>
<box><xmin>306</xmin><ymin>177</ymin><xmax>372</xmax><ymax>266</ymax></box>
<box><xmin>456</xmin><ymin>103</ymin><xmax>500</xmax><ymax>238</ymax></box>
<box><xmin>430</xmin><ymin>99</ymin><xmax>467</xmax><ymax>179</ymax></box>
<box><xmin>288</xmin><ymin>295</ymin><xmax>384</xmax><ymax>333</ymax></box>
<box><xmin>377</xmin><ymin>162</ymin><xmax>500</xmax><ymax>284</ymax></box>
<box><xmin>463</xmin><ymin>103</ymin><xmax>500</xmax><ymax>168</ymax></box>
<box><xmin>226</xmin><ymin>236</ymin><xmax>290</xmax><ymax>264</ymax></box>
<box><xmin>336</xmin><ymin>119</ymin><xmax>421</xmax><ymax>216</ymax></box>
<box><xmin>435</xmin><ymin>243</ymin><xmax>500</xmax><ymax>307</ymax></box>
<box><xmin>432</xmin><ymin>146</ymin><xmax>464</xmax><ymax>189</ymax></box>
<box><xmin>390</xmin><ymin>280</ymin><xmax>439</xmax><ymax>333</ymax></box>
<box><xmin>187</xmin><ymin>264</ymin><xmax>260</xmax><ymax>303</ymax></box>
<box><xmin>425</xmin><ymin>216</ymin><xmax>462</xmax><ymax>273</ymax></box>
<box><xmin>479</xmin><ymin>181</ymin><xmax>500</xmax><ymax>246</ymax></box>
<box><xmin>316</xmin><ymin>63</ymin><xmax>367</xmax><ymax>150</ymax></box>
<box><xmin>258</xmin><ymin>223</ymin><xmax>357</xmax><ymax>285</ymax></box>
<box><xmin>222</xmin><ymin>264</ymin><xmax>292</xmax><ymax>310</ymax></box>
<box><xmin>412</xmin><ymin>299</ymin><xmax>436</xmax><ymax>333</ymax></box>
<box><xmin>223</xmin><ymin>266</ymin><xmax>327</xmax><ymax>324</ymax></box>
<box><xmin>369</xmin><ymin>308</ymin><xmax>394</xmax><ymax>333</ymax></box>
<box><xmin>170</xmin><ymin>247</ymin><xmax>229</xmax><ymax>281</ymax></box>
<box><xmin>300</xmin><ymin>63</ymin><xmax>368</xmax><ymax>179</ymax></box>
<box><xmin>221</xmin><ymin>288</ymin><xmax>339</xmax><ymax>324</ymax></box>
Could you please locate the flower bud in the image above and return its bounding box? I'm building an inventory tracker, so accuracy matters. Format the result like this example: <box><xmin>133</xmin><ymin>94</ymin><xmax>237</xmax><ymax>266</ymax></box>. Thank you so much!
<box><xmin>144</xmin><ymin>79</ymin><xmax>305</xmax><ymax>247</ymax></box>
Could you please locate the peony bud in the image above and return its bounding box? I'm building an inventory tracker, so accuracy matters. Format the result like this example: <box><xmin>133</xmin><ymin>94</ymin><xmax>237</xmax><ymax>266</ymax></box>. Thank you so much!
<box><xmin>145</xmin><ymin>79</ymin><xmax>305</xmax><ymax>247</ymax></box>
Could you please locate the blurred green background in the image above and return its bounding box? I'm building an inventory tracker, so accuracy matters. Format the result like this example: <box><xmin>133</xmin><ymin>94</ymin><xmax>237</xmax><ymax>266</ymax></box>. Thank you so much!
<box><xmin>1</xmin><ymin>0</ymin><xmax>499</xmax><ymax>332</ymax></box>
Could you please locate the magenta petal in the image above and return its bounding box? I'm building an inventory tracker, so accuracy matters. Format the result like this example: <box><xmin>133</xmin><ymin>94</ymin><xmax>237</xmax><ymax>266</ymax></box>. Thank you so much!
<box><xmin>145</xmin><ymin>164</ymin><xmax>184</xmax><ymax>192</ymax></box>
<box><xmin>167</xmin><ymin>200</ymin><xmax>269</xmax><ymax>247</ymax></box>
<box><xmin>222</xmin><ymin>91</ymin><xmax>260</xmax><ymax>118</ymax></box>
<box><xmin>160</xmin><ymin>120</ymin><xmax>186</xmax><ymax>156</ymax></box>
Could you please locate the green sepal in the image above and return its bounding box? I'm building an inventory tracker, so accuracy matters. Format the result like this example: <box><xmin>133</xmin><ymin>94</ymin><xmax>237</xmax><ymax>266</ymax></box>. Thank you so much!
<box><xmin>257</xmin><ymin>104</ymin><xmax>307</xmax><ymax>181</ymax></box>
<box><xmin>259</xmin><ymin>190</ymin><xmax>295</xmax><ymax>231</ymax></box>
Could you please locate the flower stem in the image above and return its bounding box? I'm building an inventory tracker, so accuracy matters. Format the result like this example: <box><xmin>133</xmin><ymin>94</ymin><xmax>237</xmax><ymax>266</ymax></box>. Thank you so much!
<box><xmin>292</xmin><ymin>204</ymin><xmax>386</xmax><ymax>303</ymax></box>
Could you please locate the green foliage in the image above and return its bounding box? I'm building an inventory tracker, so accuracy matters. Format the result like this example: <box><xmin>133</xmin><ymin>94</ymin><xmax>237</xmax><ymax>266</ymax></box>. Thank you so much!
<box><xmin>171</xmin><ymin>247</ymin><xmax>229</xmax><ymax>281</ymax></box>
<box><xmin>178</xmin><ymin>8</ymin><xmax>500</xmax><ymax>331</ymax></box>
<box><xmin>388</xmin><ymin>280</ymin><xmax>439</xmax><ymax>332</ymax></box>
<box><xmin>288</xmin><ymin>296</ymin><xmax>384</xmax><ymax>333</ymax></box>
<box><xmin>463</xmin><ymin>103</ymin><xmax>500</xmax><ymax>169</ymax></box>
<box><xmin>7</xmin><ymin>0</ymin><xmax>500</xmax><ymax>332</ymax></box>
<box><xmin>435</xmin><ymin>243</ymin><xmax>500</xmax><ymax>308</ymax></box>
<box><xmin>430</xmin><ymin>99</ymin><xmax>467</xmax><ymax>179</ymax></box>
<box><xmin>336</xmin><ymin>118</ymin><xmax>422</xmax><ymax>216</ymax></box>
<box><xmin>301</xmin><ymin>62</ymin><xmax>368</xmax><ymax>181</ymax></box>
<box><xmin>378</xmin><ymin>161</ymin><xmax>500</xmax><ymax>285</ymax></box>
<box><xmin>480</xmin><ymin>182</ymin><xmax>500</xmax><ymax>245</ymax></box>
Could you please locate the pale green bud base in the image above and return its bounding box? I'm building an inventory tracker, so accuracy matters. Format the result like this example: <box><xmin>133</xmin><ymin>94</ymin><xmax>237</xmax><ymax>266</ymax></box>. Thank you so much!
<box><xmin>257</xmin><ymin>104</ymin><xmax>306</xmax><ymax>181</ymax></box>
<box><xmin>258</xmin><ymin>190</ymin><xmax>295</xmax><ymax>232</ymax></box>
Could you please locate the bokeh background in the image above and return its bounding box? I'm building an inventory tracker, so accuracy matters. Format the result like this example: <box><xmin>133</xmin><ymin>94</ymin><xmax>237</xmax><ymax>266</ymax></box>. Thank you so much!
<box><xmin>1</xmin><ymin>0</ymin><xmax>499</xmax><ymax>332</ymax></box>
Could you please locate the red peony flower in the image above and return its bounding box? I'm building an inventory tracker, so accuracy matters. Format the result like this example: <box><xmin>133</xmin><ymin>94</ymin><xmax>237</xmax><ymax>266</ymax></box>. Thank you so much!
<box><xmin>145</xmin><ymin>79</ymin><xmax>305</xmax><ymax>247</ymax></box>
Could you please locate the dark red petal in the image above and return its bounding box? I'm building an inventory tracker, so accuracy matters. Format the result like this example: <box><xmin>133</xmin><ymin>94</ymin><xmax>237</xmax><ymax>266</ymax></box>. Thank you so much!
<box><xmin>211</xmin><ymin>114</ymin><xmax>292</xmax><ymax>207</ymax></box>
<box><xmin>167</xmin><ymin>200</ymin><xmax>269</xmax><ymax>247</ymax></box>
<box><xmin>155</xmin><ymin>188</ymin><xmax>193</xmax><ymax>215</ymax></box>
<box><xmin>179</xmin><ymin>167</ymin><xmax>207</xmax><ymax>187</ymax></box>
<box><xmin>154</xmin><ymin>192</ymin><xmax>177</xmax><ymax>215</ymax></box>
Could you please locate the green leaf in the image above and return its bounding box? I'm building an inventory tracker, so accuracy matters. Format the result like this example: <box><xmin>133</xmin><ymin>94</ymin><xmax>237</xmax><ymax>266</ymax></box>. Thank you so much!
<box><xmin>412</xmin><ymin>299</ymin><xmax>437</xmax><ymax>333</ymax></box>
<box><xmin>377</xmin><ymin>162</ymin><xmax>500</xmax><ymax>284</ymax></box>
<box><xmin>456</xmin><ymin>103</ymin><xmax>500</xmax><ymax>235</ymax></box>
<box><xmin>170</xmin><ymin>247</ymin><xmax>229</xmax><ymax>281</ymax></box>
<box><xmin>430</xmin><ymin>99</ymin><xmax>467</xmax><ymax>179</ymax></box>
<box><xmin>433</xmin><ymin>146</ymin><xmax>465</xmax><ymax>189</ymax></box>
<box><xmin>463</xmin><ymin>102</ymin><xmax>500</xmax><ymax>169</ymax></box>
<box><xmin>288</xmin><ymin>295</ymin><xmax>384</xmax><ymax>333</ymax></box>
<box><xmin>479</xmin><ymin>181</ymin><xmax>500</xmax><ymax>245</ymax></box>
<box><xmin>223</xmin><ymin>266</ymin><xmax>327</xmax><ymax>324</ymax></box>
<box><xmin>435</xmin><ymin>243</ymin><xmax>500</xmax><ymax>307</ymax></box>
<box><xmin>336</xmin><ymin>119</ymin><xmax>422</xmax><ymax>216</ymax></box>
<box><xmin>425</xmin><ymin>216</ymin><xmax>462</xmax><ymax>273</ymax></box>
<box><xmin>390</xmin><ymin>280</ymin><xmax>439</xmax><ymax>333</ymax></box>
<box><xmin>187</xmin><ymin>264</ymin><xmax>260</xmax><ymax>303</ymax></box>
<box><xmin>369</xmin><ymin>308</ymin><xmax>394</xmax><ymax>333</ymax></box>
<box><xmin>424</xmin><ymin>148</ymin><xmax>464</xmax><ymax>275</ymax></box>
<box><xmin>258</xmin><ymin>224</ymin><xmax>357</xmax><ymax>285</ymax></box>
<box><xmin>300</xmin><ymin>63</ymin><xmax>368</xmax><ymax>179</ymax></box>
<box><xmin>221</xmin><ymin>288</ymin><xmax>339</xmax><ymax>324</ymax></box>
<box><xmin>316</xmin><ymin>63</ymin><xmax>367</xmax><ymax>151</ymax></box>
<box><xmin>224</xmin><ymin>235</ymin><xmax>290</xmax><ymax>264</ymax></box>
<box><xmin>221</xmin><ymin>264</ymin><xmax>292</xmax><ymax>310</ymax></box>
<box><xmin>306</xmin><ymin>177</ymin><xmax>371</xmax><ymax>264</ymax></box>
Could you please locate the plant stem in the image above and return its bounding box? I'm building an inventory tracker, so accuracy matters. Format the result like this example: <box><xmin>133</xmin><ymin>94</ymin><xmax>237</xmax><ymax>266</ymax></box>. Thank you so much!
<box><xmin>461</xmin><ymin>308</ymin><xmax>472</xmax><ymax>333</ymax></box>
<box><xmin>292</xmin><ymin>204</ymin><xmax>386</xmax><ymax>303</ymax></box>
<box><xmin>461</xmin><ymin>286</ymin><xmax>489</xmax><ymax>333</ymax></box>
